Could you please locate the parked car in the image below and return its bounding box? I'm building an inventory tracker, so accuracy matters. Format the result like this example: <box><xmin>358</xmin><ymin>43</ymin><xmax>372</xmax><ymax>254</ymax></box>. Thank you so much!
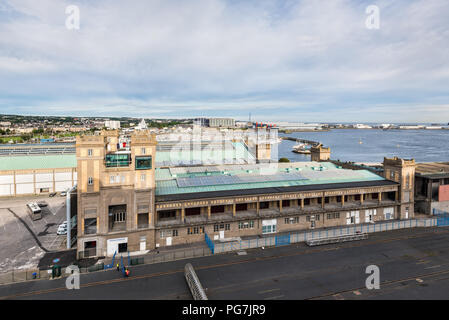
<box><xmin>59</xmin><ymin>221</ymin><xmax>67</xmax><ymax>228</ymax></box>
<box><xmin>49</xmin><ymin>192</ymin><xmax>57</xmax><ymax>197</ymax></box>
<box><xmin>57</xmin><ymin>225</ymin><xmax>67</xmax><ymax>235</ymax></box>
<box><xmin>37</xmin><ymin>201</ymin><xmax>48</xmax><ymax>207</ymax></box>
<box><xmin>60</xmin><ymin>191</ymin><xmax>67</xmax><ymax>197</ymax></box>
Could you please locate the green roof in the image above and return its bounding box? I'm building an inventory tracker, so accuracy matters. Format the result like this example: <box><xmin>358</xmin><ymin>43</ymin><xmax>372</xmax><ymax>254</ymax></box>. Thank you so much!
<box><xmin>0</xmin><ymin>155</ymin><xmax>77</xmax><ymax>171</ymax></box>
<box><xmin>155</xmin><ymin>162</ymin><xmax>386</xmax><ymax>196</ymax></box>
<box><xmin>155</xmin><ymin>142</ymin><xmax>254</xmax><ymax>166</ymax></box>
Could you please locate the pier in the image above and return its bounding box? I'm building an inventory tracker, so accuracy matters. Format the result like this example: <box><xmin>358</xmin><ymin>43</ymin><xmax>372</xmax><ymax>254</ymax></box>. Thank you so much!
<box><xmin>280</xmin><ymin>136</ymin><xmax>321</xmax><ymax>147</ymax></box>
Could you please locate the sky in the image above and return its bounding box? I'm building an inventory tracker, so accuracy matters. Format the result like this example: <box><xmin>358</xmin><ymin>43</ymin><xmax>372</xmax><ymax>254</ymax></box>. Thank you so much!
<box><xmin>0</xmin><ymin>0</ymin><xmax>448</xmax><ymax>122</ymax></box>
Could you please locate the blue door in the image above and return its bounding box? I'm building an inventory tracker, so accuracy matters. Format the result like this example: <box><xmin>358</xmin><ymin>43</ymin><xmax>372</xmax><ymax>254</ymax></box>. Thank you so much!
<box><xmin>275</xmin><ymin>234</ymin><xmax>290</xmax><ymax>246</ymax></box>
<box><xmin>437</xmin><ymin>214</ymin><xmax>449</xmax><ymax>226</ymax></box>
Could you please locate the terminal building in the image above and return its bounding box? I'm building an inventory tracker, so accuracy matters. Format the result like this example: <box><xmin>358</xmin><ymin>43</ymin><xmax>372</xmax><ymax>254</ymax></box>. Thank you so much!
<box><xmin>74</xmin><ymin>130</ymin><xmax>414</xmax><ymax>258</ymax></box>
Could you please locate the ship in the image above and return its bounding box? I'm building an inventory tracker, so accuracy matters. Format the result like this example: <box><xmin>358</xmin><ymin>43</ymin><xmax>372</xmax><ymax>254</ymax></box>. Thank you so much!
<box><xmin>292</xmin><ymin>143</ymin><xmax>311</xmax><ymax>154</ymax></box>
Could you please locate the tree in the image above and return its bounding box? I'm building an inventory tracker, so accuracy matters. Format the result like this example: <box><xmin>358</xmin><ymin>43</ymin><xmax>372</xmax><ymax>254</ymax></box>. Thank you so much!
<box><xmin>279</xmin><ymin>157</ymin><xmax>290</xmax><ymax>163</ymax></box>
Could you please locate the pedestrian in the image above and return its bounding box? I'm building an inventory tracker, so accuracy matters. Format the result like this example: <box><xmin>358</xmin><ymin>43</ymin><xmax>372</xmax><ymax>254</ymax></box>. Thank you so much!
<box><xmin>125</xmin><ymin>268</ymin><xmax>130</xmax><ymax>277</ymax></box>
<box><xmin>116</xmin><ymin>263</ymin><xmax>119</xmax><ymax>271</ymax></box>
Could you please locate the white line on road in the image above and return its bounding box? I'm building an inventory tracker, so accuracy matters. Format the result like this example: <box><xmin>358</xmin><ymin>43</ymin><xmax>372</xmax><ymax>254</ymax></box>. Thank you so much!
<box><xmin>263</xmin><ymin>295</ymin><xmax>284</xmax><ymax>300</ymax></box>
<box><xmin>258</xmin><ymin>288</ymin><xmax>280</xmax><ymax>295</ymax></box>
<box><xmin>424</xmin><ymin>265</ymin><xmax>441</xmax><ymax>269</ymax></box>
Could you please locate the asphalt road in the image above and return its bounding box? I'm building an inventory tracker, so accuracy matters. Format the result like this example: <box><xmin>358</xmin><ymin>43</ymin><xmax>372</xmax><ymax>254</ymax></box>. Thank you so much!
<box><xmin>1</xmin><ymin>226</ymin><xmax>449</xmax><ymax>300</ymax></box>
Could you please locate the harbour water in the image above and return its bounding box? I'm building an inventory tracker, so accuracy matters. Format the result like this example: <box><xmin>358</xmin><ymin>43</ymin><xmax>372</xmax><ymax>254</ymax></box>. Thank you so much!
<box><xmin>277</xmin><ymin>129</ymin><xmax>449</xmax><ymax>163</ymax></box>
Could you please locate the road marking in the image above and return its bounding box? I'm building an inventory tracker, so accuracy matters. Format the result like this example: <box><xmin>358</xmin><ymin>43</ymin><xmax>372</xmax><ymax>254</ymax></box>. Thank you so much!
<box><xmin>416</xmin><ymin>278</ymin><xmax>423</xmax><ymax>283</ymax></box>
<box><xmin>258</xmin><ymin>288</ymin><xmax>280</xmax><ymax>294</ymax></box>
<box><xmin>424</xmin><ymin>265</ymin><xmax>441</xmax><ymax>269</ymax></box>
<box><xmin>416</xmin><ymin>261</ymin><xmax>430</xmax><ymax>265</ymax></box>
<box><xmin>263</xmin><ymin>295</ymin><xmax>284</xmax><ymax>300</ymax></box>
<box><xmin>353</xmin><ymin>290</ymin><xmax>362</xmax><ymax>296</ymax></box>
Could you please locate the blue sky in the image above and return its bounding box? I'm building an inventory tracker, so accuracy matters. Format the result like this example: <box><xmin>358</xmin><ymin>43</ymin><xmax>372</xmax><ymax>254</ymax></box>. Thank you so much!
<box><xmin>0</xmin><ymin>0</ymin><xmax>448</xmax><ymax>122</ymax></box>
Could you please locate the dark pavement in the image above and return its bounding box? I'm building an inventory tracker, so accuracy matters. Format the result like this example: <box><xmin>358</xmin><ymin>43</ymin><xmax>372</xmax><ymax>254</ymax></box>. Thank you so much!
<box><xmin>1</xmin><ymin>226</ymin><xmax>449</xmax><ymax>300</ymax></box>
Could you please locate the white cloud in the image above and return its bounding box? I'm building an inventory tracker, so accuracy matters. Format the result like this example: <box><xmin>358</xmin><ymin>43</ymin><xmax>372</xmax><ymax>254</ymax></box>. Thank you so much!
<box><xmin>0</xmin><ymin>0</ymin><xmax>448</xmax><ymax>121</ymax></box>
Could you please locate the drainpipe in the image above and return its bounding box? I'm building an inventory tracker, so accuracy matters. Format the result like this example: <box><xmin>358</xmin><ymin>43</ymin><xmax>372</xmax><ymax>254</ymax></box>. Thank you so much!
<box><xmin>66</xmin><ymin>184</ymin><xmax>77</xmax><ymax>249</ymax></box>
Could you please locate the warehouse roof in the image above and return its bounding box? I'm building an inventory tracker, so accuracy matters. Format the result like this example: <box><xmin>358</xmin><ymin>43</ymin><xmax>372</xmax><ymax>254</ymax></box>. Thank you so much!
<box><xmin>416</xmin><ymin>162</ymin><xmax>449</xmax><ymax>179</ymax></box>
<box><xmin>155</xmin><ymin>141</ymin><xmax>255</xmax><ymax>167</ymax></box>
<box><xmin>0</xmin><ymin>141</ymin><xmax>254</xmax><ymax>169</ymax></box>
<box><xmin>155</xmin><ymin>161</ymin><xmax>389</xmax><ymax>198</ymax></box>
<box><xmin>0</xmin><ymin>155</ymin><xmax>77</xmax><ymax>171</ymax></box>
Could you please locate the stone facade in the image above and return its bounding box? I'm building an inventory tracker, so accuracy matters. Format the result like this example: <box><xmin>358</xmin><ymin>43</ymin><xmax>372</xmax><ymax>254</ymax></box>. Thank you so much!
<box><xmin>383</xmin><ymin>157</ymin><xmax>416</xmax><ymax>219</ymax></box>
<box><xmin>310</xmin><ymin>144</ymin><xmax>331</xmax><ymax>162</ymax></box>
<box><xmin>76</xmin><ymin>130</ymin><xmax>156</xmax><ymax>258</ymax></box>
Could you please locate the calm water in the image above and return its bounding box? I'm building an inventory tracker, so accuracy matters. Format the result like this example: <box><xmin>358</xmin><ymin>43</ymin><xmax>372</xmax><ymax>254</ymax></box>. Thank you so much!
<box><xmin>276</xmin><ymin>129</ymin><xmax>449</xmax><ymax>163</ymax></box>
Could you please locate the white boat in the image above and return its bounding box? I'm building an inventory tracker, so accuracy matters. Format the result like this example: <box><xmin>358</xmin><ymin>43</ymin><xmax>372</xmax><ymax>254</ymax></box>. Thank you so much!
<box><xmin>292</xmin><ymin>143</ymin><xmax>311</xmax><ymax>154</ymax></box>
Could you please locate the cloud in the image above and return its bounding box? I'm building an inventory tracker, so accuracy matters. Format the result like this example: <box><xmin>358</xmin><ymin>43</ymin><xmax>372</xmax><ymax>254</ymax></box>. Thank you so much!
<box><xmin>0</xmin><ymin>0</ymin><xmax>448</xmax><ymax>122</ymax></box>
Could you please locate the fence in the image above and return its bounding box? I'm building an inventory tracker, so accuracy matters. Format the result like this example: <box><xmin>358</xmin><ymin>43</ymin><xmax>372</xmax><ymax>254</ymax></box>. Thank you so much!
<box><xmin>213</xmin><ymin>218</ymin><xmax>437</xmax><ymax>254</ymax></box>
<box><xmin>0</xmin><ymin>246</ymin><xmax>212</xmax><ymax>286</ymax></box>
<box><xmin>0</xmin><ymin>218</ymin><xmax>439</xmax><ymax>286</ymax></box>
<box><xmin>433</xmin><ymin>208</ymin><xmax>449</xmax><ymax>215</ymax></box>
<box><xmin>205</xmin><ymin>233</ymin><xmax>215</xmax><ymax>254</ymax></box>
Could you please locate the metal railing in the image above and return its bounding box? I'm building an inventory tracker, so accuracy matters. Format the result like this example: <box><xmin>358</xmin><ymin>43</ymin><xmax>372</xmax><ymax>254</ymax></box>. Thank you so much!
<box><xmin>213</xmin><ymin>218</ymin><xmax>437</xmax><ymax>254</ymax></box>
<box><xmin>306</xmin><ymin>232</ymin><xmax>368</xmax><ymax>246</ymax></box>
<box><xmin>184</xmin><ymin>263</ymin><xmax>208</xmax><ymax>300</ymax></box>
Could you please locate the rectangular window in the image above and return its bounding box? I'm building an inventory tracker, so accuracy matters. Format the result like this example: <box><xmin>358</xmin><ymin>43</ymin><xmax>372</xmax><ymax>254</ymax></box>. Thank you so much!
<box><xmin>327</xmin><ymin>212</ymin><xmax>340</xmax><ymax>220</ymax></box>
<box><xmin>173</xmin><ymin>230</ymin><xmax>178</xmax><ymax>237</ymax></box>
<box><xmin>88</xmin><ymin>177</ymin><xmax>93</xmax><ymax>185</ymax></box>
<box><xmin>285</xmin><ymin>217</ymin><xmax>299</xmax><ymax>224</ymax></box>
<box><xmin>259</xmin><ymin>202</ymin><xmax>269</xmax><ymax>209</ymax></box>
<box><xmin>135</xmin><ymin>156</ymin><xmax>152</xmax><ymax>170</ymax></box>
<box><xmin>110</xmin><ymin>175</ymin><xmax>115</xmax><ymax>184</ymax></box>
<box><xmin>141</xmin><ymin>174</ymin><xmax>146</xmax><ymax>182</ymax></box>
<box><xmin>188</xmin><ymin>226</ymin><xmax>204</xmax><ymax>235</ymax></box>
<box><xmin>214</xmin><ymin>224</ymin><xmax>219</xmax><ymax>232</ymax></box>
<box><xmin>159</xmin><ymin>210</ymin><xmax>176</xmax><ymax>220</ymax></box>
<box><xmin>105</xmin><ymin>153</ymin><xmax>130</xmax><ymax>167</ymax></box>
<box><xmin>88</xmin><ymin>149</ymin><xmax>93</xmax><ymax>156</ymax></box>
<box><xmin>238</xmin><ymin>221</ymin><xmax>254</xmax><ymax>229</ymax></box>
<box><xmin>225</xmin><ymin>223</ymin><xmax>230</xmax><ymax>230</ymax></box>
<box><xmin>282</xmin><ymin>200</ymin><xmax>290</xmax><ymax>207</ymax></box>
<box><xmin>137</xmin><ymin>212</ymin><xmax>148</xmax><ymax>229</ymax></box>
<box><xmin>141</xmin><ymin>148</ymin><xmax>146</xmax><ymax>155</ymax></box>
<box><xmin>84</xmin><ymin>218</ymin><xmax>97</xmax><ymax>234</ymax></box>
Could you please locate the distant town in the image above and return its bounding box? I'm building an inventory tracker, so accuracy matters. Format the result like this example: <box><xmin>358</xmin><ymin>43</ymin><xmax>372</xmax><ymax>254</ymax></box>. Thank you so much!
<box><xmin>0</xmin><ymin>114</ymin><xmax>448</xmax><ymax>144</ymax></box>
